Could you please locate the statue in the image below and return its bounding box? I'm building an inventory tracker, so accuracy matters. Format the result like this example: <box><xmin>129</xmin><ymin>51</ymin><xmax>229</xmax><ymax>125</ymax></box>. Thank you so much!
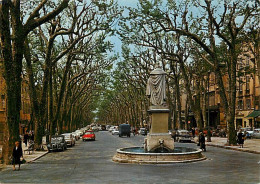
<box><xmin>146</xmin><ymin>65</ymin><xmax>167</xmax><ymax>106</ymax></box>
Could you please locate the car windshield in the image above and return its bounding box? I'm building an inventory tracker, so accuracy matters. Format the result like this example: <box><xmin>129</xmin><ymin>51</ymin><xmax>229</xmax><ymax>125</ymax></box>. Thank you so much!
<box><xmin>51</xmin><ymin>137</ymin><xmax>63</xmax><ymax>142</ymax></box>
<box><xmin>241</xmin><ymin>128</ymin><xmax>251</xmax><ymax>131</ymax></box>
<box><xmin>63</xmin><ymin>135</ymin><xmax>71</xmax><ymax>138</ymax></box>
<box><xmin>85</xmin><ymin>132</ymin><xmax>94</xmax><ymax>135</ymax></box>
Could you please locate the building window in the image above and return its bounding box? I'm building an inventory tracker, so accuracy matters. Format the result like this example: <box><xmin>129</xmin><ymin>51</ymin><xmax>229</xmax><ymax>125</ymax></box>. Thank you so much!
<box><xmin>0</xmin><ymin>94</ymin><xmax>5</xmax><ymax>109</ymax></box>
<box><xmin>246</xmin><ymin>57</ymin><xmax>250</xmax><ymax>66</ymax></box>
<box><xmin>246</xmin><ymin>76</ymin><xmax>250</xmax><ymax>94</ymax></box>
<box><xmin>209</xmin><ymin>93</ymin><xmax>215</xmax><ymax>106</ymax></box>
<box><xmin>246</xmin><ymin>98</ymin><xmax>251</xmax><ymax>109</ymax></box>
<box><xmin>238</xmin><ymin>77</ymin><xmax>243</xmax><ymax>96</ymax></box>
<box><xmin>237</xmin><ymin>99</ymin><xmax>243</xmax><ymax>110</ymax></box>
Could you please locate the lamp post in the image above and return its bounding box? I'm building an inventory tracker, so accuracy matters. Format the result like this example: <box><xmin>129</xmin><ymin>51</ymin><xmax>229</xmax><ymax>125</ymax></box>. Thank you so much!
<box><xmin>207</xmin><ymin>71</ymin><xmax>211</xmax><ymax>142</ymax></box>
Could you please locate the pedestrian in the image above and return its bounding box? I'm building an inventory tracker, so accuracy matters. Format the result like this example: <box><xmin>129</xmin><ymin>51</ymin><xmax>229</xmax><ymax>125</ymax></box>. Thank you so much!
<box><xmin>12</xmin><ymin>141</ymin><xmax>23</xmax><ymax>171</ymax></box>
<box><xmin>199</xmin><ymin>132</ymin><xmax>206</xmax><ymax>152</ymax></box>
<box><xmin>135</xmin><ymin>127</ymin><xmax>138</xmax><ymax>135</ymax></box>
<box><xmin>192</xmin><ymin>127</ymin><xmax>195</xmax><ymax>138</ymax></box>
<box><xmin>31</xmin><ymin>131</ymin><xmax>34</xmax><ymax>141</ymax></box>
<box><xmin>237</xmin><ymin>130</ymin><xmax>245</xmax><ymax>148</ymax></box>
<box><xmin>132</xmin><ymin>127</ymin><xmax>136</xmax><ymax>136</ymax></box>
<box><xmin>24</xmin><ymin>132</ymin><xmax>28</xmax><ymax>147</ymax></box>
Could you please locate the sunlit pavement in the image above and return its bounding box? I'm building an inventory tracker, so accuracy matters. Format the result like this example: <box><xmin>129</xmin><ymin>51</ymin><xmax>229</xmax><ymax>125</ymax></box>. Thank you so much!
<box><xmin>0</xmin><ymin>131</ymin><xmax>259</xmax><ymax>184</ymax></box>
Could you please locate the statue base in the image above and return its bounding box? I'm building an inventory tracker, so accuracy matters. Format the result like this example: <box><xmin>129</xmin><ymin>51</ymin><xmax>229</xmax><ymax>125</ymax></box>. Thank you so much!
<box><xmin>144</xmin><ymin>106</ymin><xmax>174</xmax><ymax>152</ymax></box>
<box><xmin>148</xmin><ymin>106</ymin><xmax>169</xmax><ymax>133</ymax></box>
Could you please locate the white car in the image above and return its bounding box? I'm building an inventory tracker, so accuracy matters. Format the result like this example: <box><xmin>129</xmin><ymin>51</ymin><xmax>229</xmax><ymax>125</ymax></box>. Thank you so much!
<box><xmin>62</xmin><ymin>133</ymin><xmax>76</xmax><ymax>147</ymax></box>
<box><xmin>240</xmin><ymin>128</ymin><xmax>254</xmax><ymax>138</ymax></box>
<box><xmin>76</xmin><ymin>130</ymin><xmax>84</xmax><ymax>136</ymax></box>
<box><xmin>176</xmin><ymin>130</ymin><xmax>192</xmax><ymax>142</ymax></box>
<box><xmin>252</xmin><ymin>129</ymin><xmax>260</xmax><ymax>139</ymax></box>
<box><xmin>72</xmin><ymin>132</ymin><xmax>80</xmax><ymax>140</ymax></box>
<box><xmin>109</xmin><ymin>126</ymin><xmax>118</xmax><ymax>132</ymax></box>
<box><xmin>112</xmin><ymin>129</ymin><xmax>119</xmax><ymax>135</ymax></box>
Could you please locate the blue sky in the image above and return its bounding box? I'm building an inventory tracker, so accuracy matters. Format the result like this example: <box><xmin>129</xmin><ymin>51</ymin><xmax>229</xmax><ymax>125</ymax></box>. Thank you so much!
<box><xmin>108</xmin><ymin>0</ymin><xmax>139</xmax><ymax>57</ymax></box>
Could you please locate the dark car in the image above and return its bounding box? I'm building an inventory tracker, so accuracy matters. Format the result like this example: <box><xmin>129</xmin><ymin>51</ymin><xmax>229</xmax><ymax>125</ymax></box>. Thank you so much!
<box><xmin>139</xmin><ymin>128</ymin><xmax>148</xmax><ymax>136</ymax></box>
<box><xmin>47</xmin><ymin>135</ymin><xmax>67</xmax><ymax>152</ymax></box>
<box><xmin>101</xmin><ymin>125</ymin><xmax>107</xmax><ymax>131</ymax></box>
<box><xmin>119</xmin><ymin>124</ymin><xmax>131</xmax><ymax>137</ymax></box>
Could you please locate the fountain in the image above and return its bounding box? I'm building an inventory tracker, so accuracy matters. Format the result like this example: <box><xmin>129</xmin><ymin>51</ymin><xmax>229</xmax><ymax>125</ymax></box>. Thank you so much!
<box><xmin>113</xmin><ymin>65</ymin><xmax>206</xmax><ymax>164</ymax></box>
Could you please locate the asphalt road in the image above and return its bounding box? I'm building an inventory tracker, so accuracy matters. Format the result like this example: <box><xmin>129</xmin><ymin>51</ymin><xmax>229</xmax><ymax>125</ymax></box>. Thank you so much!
<box><xmin>0</xmin><ymin>131</ymin><xmax>260</xmax><ymax>184</ymax></box>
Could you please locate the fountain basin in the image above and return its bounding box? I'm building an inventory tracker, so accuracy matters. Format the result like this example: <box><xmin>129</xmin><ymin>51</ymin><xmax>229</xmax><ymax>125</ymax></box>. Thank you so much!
<box><xmin>113</xmin><ymin>147</ymin><xmax>206</xmax><ymax>164</ymax></box>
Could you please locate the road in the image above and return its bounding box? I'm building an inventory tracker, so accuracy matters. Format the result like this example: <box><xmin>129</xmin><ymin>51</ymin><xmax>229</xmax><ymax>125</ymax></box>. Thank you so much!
<box><xmin>0</xmin><ymin>131</ymin><xmax>260</xmax><ymax>184</ymax></box>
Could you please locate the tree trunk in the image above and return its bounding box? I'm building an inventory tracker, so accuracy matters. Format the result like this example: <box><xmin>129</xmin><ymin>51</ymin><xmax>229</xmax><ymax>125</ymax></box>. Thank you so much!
<box><xmin>1</xmin><ymin>1</ymin><xmax>24</xmax><ymax>164</ymax></box>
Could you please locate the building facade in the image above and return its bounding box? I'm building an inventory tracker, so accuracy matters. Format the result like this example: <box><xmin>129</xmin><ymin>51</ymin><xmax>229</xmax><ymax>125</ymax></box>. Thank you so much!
<box><xmin>180</xmin><ymin>44</ymin><xmax>259</xmax><ymax>130</ymax></box>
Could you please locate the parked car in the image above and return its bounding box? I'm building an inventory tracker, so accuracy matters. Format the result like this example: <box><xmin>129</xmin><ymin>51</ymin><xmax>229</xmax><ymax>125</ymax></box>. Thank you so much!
<box><xmin>112</xmin><ymin>129</ymin><xmax>119</xmax><ymax>135</ymax></box>
<box><xmin>72</xmin><ymin>132</ymin><xmax>80</xmax><ymax>141</ymax></box>
<box><xmin>119</xmin><ymin>124</ymin><xmax>131</xmax><ymax>137</ymax></box>
<box><xmin>82</xmin><ymin>131</ymin><xmax>96</xmax><ymax>141</ymax></box>
<box><xmin>76</xmin><ymin>129</ymin><xmax>84</xmax><ymax>136</ymax></box>
<box><xmin>47</xmin><ymin>135</ymin><xmax>67</xmax><ymax>152</ymax></box>
<box><xmin>106</xmin><ymin>125</ymin><xmax>111</xmax><ymax>130</ymax></box>
<box><xmin>139</xmin><ymin>128</ymin><xmax>148</xmax><ymax>136</ymax></box>
<box><xmin>62</xmin><ymin>133</ymin><xmax>75</xmax><ymax>147</ymax></box>
<box><xmin>74</xmin><ymin>131</ymin><xmax>81</xmax><ymax>139</ymax></box>
<box><xmin>169</xmin><ymin>129</ymin><xmax>177</xmax><ymax>140</ymax></box>
<box><xmin>240</xmin><ymin>127</ymin><xmax>254</xmax><ymax>139</ymax></box>
<box><xmin>91</xmin><ymin>126</ymin><xmax>99</xmax><ymax>132</ymax></box>
<box><xmin>252</xmin><ymin>129</ymin><xmax>260</xmax><ymax>139</ymax></box>
<box><xmin>176</xmin><ymin>130</ymin><xmax>192</xmax><ymax>142</ymax></box>
<box><xmin>109</xmin><ymin>126</ymin><xmax>118</xmax><ymax>133</ymax></box>
<box><xmin>101</xmin><ymin>125</ymin><xmax>107</xmax><ymax>131</ymax></box>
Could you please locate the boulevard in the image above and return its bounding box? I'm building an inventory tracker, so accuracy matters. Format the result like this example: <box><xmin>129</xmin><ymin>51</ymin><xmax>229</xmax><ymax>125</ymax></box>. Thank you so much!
<box><xmin>1</xmin><ymin>131</ymin><xmax>259</xmax><ymax>184</ymax></box>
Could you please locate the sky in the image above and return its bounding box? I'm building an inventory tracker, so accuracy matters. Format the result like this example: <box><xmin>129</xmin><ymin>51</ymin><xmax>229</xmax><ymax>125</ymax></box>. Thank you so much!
<box><xmin>108</xmin><ymin>0</ymin><xmax>140</xmax><ymax>58</ymax></box>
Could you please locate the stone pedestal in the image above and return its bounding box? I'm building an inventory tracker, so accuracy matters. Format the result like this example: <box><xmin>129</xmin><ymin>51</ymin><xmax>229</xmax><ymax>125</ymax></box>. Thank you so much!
<box><xmin>145</xmin><ymin>106</ymin><xmax>174</xmax><ymax>152</ymax></box>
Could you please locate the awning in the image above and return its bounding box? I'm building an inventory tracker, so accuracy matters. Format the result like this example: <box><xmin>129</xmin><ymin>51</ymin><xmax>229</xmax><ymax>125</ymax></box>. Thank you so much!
<box><xmin>246</xmin><ymin>110</ymin><xmax>260</xmax><ymax>118</ymax></box>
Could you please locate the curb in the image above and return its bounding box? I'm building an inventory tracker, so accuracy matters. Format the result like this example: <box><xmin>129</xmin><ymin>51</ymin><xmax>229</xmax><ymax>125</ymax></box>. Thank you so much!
<box><xmin>26</xmin><ymin>151</ymin><xmax>49</xmax><ymax>163</ymax></box>
<box><xmin>206</xmin><ymin>143</ymin><xmax>260</xmax><ymax>154</ymax></box>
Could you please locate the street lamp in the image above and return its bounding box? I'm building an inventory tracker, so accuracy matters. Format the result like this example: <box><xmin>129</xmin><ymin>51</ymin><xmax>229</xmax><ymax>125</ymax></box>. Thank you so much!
<box><xmin>207</xmin><ymin>71</ymin><xmax>212</xmax><ymax>142</ymax></box>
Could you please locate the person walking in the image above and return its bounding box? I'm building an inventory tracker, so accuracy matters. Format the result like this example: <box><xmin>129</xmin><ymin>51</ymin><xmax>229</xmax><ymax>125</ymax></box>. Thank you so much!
<box><xmin>24</xmin><ymin>132</ymin><xmax>28</xmax><ymax>147</ymax></box>
<box><xmin>12</xmin><ymin>141</ymin><xmax>23</xmax><ymax>171</ymax></box>
<box><xmin>191</xmin><ymin>127</ymin><xmax>195</xmax><ymax>138</ymax></box>
<box><xmin>199</xmin><ymin>132</ymin><xmax>206</xmax><ymax>152</ymax></box>
<box><xmin>237</xmin><ymin>130</ymin><xmax>245</xmax><ymax>148</ymax></box>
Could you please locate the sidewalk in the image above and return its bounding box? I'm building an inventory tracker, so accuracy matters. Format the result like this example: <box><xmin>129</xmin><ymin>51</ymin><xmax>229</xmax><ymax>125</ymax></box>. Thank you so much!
<box><xmin>196</xmin><ymin>137</ymin><xmax>260</xmax><ymax>154</ymax></box>
<box><xmin>21</xmin><ymin>142</ymin><xmax>48</xmax><ymax>163</ymax></box>
<box><xmin>0</xmin><ymin>143</ymin><xmax>48</xmax><ymax>171</ymax></box>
